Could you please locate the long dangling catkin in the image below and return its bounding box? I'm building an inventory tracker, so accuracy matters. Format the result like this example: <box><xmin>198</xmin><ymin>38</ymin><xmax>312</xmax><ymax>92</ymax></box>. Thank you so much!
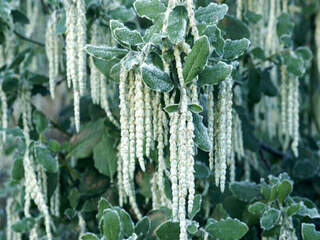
<box><xmin>169</xmin><ymin>112</ymin><xmax>179</xmax><ymax>221</ymax></box>
<box><xmin>236</xmin><ymin>0</ymin><xmax>242</xmax><ymax>20</ymax></box>
<box><xmin>186</xmin><ymin>0</ymin><xmax>199</xmax><ymax>40</ymax></box>
<box><xmin>207</xmin><ymin>86</ymin><xmax>214</xmax><ymax>170</ymax></box>
<box><xmin>77</xmin><ymin>0</ymin><xmax>87</xmax><ymax>96</ymax></box>
<box><xmin>6</xmin><ymin>198</ymin><xmax>13</xmax><ymax>240</ymax></box>
<box><xmin>117</xmin><ymin>145</ymin><xmax>125</xmax><ymax>207</ymax></box>
<box><xmin>291</xmin><ymin>77</ymin><xmax>299</xmax><ymax>157</ymax></box>
<box><xmin>135</xmin><ymin>71</ymin><xmax>146</xmax><ymax>171</ymax></box>
<box><xmin>316</xmin><ymin>12</ymin><xmax>320</xmax><ymax>74</ymax></box>
<box><xmin>280</xmin><ymin>65</ymin><xmax>288</xmax><ymax>137</ymax></box>
<box><xmin>89</xmin><ymin>23</ymin><xmax>100</xmax><ymax>104</ymax></box>
<box><xmin>144</xmin><ymin>86</ymin><xmax>152</xmax><ymax>157</ymax></box>
<box><xmin>186</xmin><ymin>111</ymin><xmax>195</xmax><ymax>216</ymax></box>
<box><xmin>128</xmin><ymin>74</ymin><xmax>136</xmax><ymax>180</ymax></box>
<box><xmin>225</xmin><ymin>77</ymin><xmax>233</xmax><ymax>163</ymax></box>
<box><xmin>0</xmin><ymin>85</ymin><xmax>7</xmax><ymax>142</ymax></box>
<box><xmin>287</xmin><ymin>77</ymin><xmax>294</xmax><ymax>137</ymax></box>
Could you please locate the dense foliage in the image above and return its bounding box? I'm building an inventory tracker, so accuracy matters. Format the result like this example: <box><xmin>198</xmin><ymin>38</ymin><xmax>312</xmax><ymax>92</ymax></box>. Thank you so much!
<box><xmin>0</xmin><ymin>0</ymin><xmax>320</xmax><ymax>240</ymax></box>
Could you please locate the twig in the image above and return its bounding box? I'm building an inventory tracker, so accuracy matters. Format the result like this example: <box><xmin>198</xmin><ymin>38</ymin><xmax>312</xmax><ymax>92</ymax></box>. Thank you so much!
<box><xmin>13</xmin><ymin>30</ymin><xmax>45</xmax><ymax>47</ymax></box>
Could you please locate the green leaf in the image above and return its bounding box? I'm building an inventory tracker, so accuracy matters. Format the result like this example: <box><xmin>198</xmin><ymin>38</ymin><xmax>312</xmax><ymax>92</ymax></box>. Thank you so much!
<box><xmin>296</xmin><ymin>203</ymin><xmax>320</xmax><ymax>219</ymax></box>
<box><xmin>188</xmin><ymin>103</ymin><xmax>203</xmax><ymax>113</ymax></box>
<box><xmin>34</xmin><ymin>143</ymin><xmax>58</xmax><ymax>173</ymax></box>
<box><xmin>155</xmin><ymin>220</ymin><xmax>180</xmax><ymax>240</ymax></box>
<box><xmin>194</xmin><ymin>161</ymin><xmax>210</xmax><ymax>179</ymax></box>
<box><xmin>201</xmin><ymin>25</ymin><xmax>225</xmax><ymax>56</ymax></box>
<box><xmin>97</xmin><ymin>197</ymin><xmax>112</xmax><ymax>222</ymax></box>
<box><xmin>80</xmin><ymin>233</ymin><xmax>99</xmax><ymax>240</ymax></box>
<box><xmin>248</xmin><ymin>202</ymin><xmax>266</xmax><ymax>216</ymax></box>
<box><xmin>114</xmin><ymin>28</ymin><xmax>144</xmax><ymax>47</ymax></box>
<box><xmin>251</xmin><ymin>47</ymin><xmax>266</xmax><ymax>60</ymax></box>
<box><xmin>141</xmin><ymin>63</ymin><xmax>174</xmax><ymax>92</ymax></box>
<box><xmin>144</xmin><ymin>13</ymin><xmax>164</xmax><ymax>43</ymax></box>
<box><xmin>164</xmin><ymin>104</ymin><xmax>179</xmax><ymax>113</ymax></box>
<box><xmin>183</xmin><ymin>36</ymin><xmax>210</xmax><ymax>84</ymax></box>
<box><xmin>114</xmin><ymin>207</ymin><xmax>134</xmax><ymax>238</ymax></box>
<box><xmin>295</xmin><ymin>46</ymin><xmax>313</xmax><ymax>67</ymax></box>
<box><xmin>27</xmin><ymin>72</ymin><xmax>49</xmax><ymax>85</ymax></box>
<box><xmin>109</xmin><ymin>6</ymin><xmax>135</xmax><ymax>22</ymax></box>
<box><xmin>205</xmin><ymin>217</ymin><xmax>249</xmax><ymax>240</ymax></box>
<box><xmin>276</xmin><ymin>13</ymin><xmax>294</xmax><ymax>38</ymax></box>
<box><xmin>167</xmin><ymin>5</ymin><xmax>188</xmax><ymax>44</ymax></box>
<box><xmin>198</xmin><ymin>62</ymin><xmax>233</xmax><ymax>86</ymax></box>
<box><xmin>189</xmin><ymin>194</ymin><xmax>202</xmax><ymax>219</ymax></box>
<box><xmin>223</xmin><ymin>38</ymin><xmax>250</xmax><ymax>60</ymax></box>
<box><xmin>195</xmin><ymin>3</ymin><xmax>228</xmax><ymax>24</ymax></box>
<box><xmin>110</xmin><ymin>62</ymin><xmax>121</xmax><ymax>82</ymax></box>
<box><xmin>286</xmin><ymin>203</ymin><xmax>300</xmax><ymax>216</ymax></box>
<box><xmin>0</xmin><ymin>127</ymin><xmax>24</xmax><ymax>138</ymax></box>
<box><xmin>260</xmin><ymin>208</ymin><xmax>281</xmax><ymax>231</ymax></box>
<box><xmin>283</xmin><ymin>51</ymin><xmax>305</xmax><ymax>76</ymax></box>
<box><xmin>85</xmin><ymin>45</ymin><xmax>128</xmax><ymax>60</ymax></box>
<box><xmin>93</xmin><ymin>134</ymin><xmax>118</xmax><ymax>179</ymax></box>
<box><xmin>246</xmin><ymin>11</ymin><xmax>263</xmax><ymax>24</ymax></box>
<box><xmin>93</xmin><ymin>57</ymin><xmax>120</xmax><ymax>78</ymax></box>
<box><xmin>218</xmin><ymin>15</ymin><xmax>250</xmax><ymax>40</ymax></box>
<box><xmin>11</xmin><ymin>217</ymin><xmax>35</xmax><ymax>233</ymax></box>
<box><xmin>110</xmin><ymin>19</ymin><xmax>125</xmax><ymax>32</ymax></box>
<box><xmin>11</xmin><ymin>157</ymin><xmax>24</xmax><ymax>181</ymax></box>
<box><xmin>103</xmin><ymin>209</ymin><xmax>121</xmax><ymax>240</ymax></box>
<box><xmin>302</xmin><ymin>223</ymin><xmax>320</xmax><ymax>240</ymax></box>
<box><xmin>33</xmin><ymin>110</ymin><xmax>49</xmax><ymax>134</ymax></box>
<box><xmin>134</xmin><ymin>0</ymin><xmax>166</xmax><ymax>21</ymax></box>
<box><xmin>229</xmin><ymin>181</ymin><xmax>261</xmax><ymax>202</ymax></box>
<box><xmin>187</xmin><ymin>221</ymin><xmax>199</xmax><ymax>235</ymax></box>
<box><xmin>68</xmin><ymin>188</ymin><xmax>80</xmax><ymax>209</ymax></box>
<box><xmin>0</xmin><ymin>0</ymin><xmax>11</xmax><ymax>23</ymax></box>
<box><xmin>277</xmin><ymin>180</ymin><xmax>293</xmax><ymax>204</ymax></box>
<box><xmin>11</xmin><ymin>10</ymin><xmax>30</xmax><ymax>24</ymax></box>
<box><xmin>192</xmin><ymin>113</ymin><xmax>211</xmax><ymax>152</ymax></box>
<box><xmin>135</xmin><ymin>216</ymin><xmax>150</xmax><ymax>240</ymax></box>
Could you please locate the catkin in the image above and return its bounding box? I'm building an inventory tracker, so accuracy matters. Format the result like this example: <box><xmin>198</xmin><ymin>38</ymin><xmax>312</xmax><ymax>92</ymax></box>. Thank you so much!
<box><xmin>186</xmin><ymin>112</ymin><xmax>195</xmax><ymax>216</ymax></box>
<box><xmin>0</xmin><ymin>85</ymin><xmax>7</xmax><ymax>142</ymax></box>
<box><xmin>144</xmin><ymin>86</ymin><xmax>153</xmax><ymax>157</ymax></box>
<box><xmin>291</xmin><ymin>77</ymin><xmax>299</xmax><ymax>157</ymax></box>
<box><xmin>207</xmin><ymin>86</ymin><xmax>214</xmax><ymax>170</ymax></box>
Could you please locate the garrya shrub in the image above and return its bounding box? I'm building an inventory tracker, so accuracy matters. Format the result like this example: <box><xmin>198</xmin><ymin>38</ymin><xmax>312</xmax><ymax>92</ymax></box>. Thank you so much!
<box><xmin>0</xmin><ymin>0</ymin><xmax>320</xmax><ymax>239</ymax></box>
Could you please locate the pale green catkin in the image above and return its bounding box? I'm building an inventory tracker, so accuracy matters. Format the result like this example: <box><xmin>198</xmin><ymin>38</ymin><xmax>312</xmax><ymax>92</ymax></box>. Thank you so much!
<box><xmin>207</xmin><ymin>86</ymin><xmax>214</xmax><ymax>170</ymax></box>
<box><xmin>0</xmin><ymin>84</ymin><xmax>7</xmax><ymax>142</ymax></box>
<box><xmin>144</xmin><ymin>86</ymin><xmax>153</xmax><ymax>157</ymax></box>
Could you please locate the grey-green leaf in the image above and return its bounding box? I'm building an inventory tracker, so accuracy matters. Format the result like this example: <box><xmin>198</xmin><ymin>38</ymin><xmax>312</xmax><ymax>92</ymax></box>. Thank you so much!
<box><xmin>276</xmin><ymin>13</ymin><xmax>294</xmax><ymax>38</ymax></box>
<box><xmin>85</xmin><ymin>45</ymin><xmax>128</xmax><ymax>60</ymax></box>
<box><xmin>260</xmin><ymin>208</ymin><xmax>281</xmax><ymax>231</ymax></box>
<box><xmin>97</xmin><ymin>197</ymin><xmax>112</xmax><ymax>222</ymax></box>
<box><xmin>141</xmin><ymin>63</ymin><xmax>174</xmax><ymax>92</ymax></box>
<box><xmin>183</xmin><ymin>36</ymin><xmax>210</xmax><ymax>84</ymax></box>
<box><xmin>114</xmin><ymin>28</ymin><xmax>144</xmax><ymax>47</ymax></box>
<box><xmin>205</xmin><ymin>217</ymin><xmax>249</xmax><ymax>240</ymax></box>
<box><xmin>155</xmin><ymin>220</ymin><xmax>180</xmax><ymax>240</ymax></box>
<box><xmin>80</xmin><ymin>233</ymin><xmax>99</xmax><ymax>240</ymax></box>
<box><xmin>248</xmin><ymin>202</ymin><xmax>267</xmax><ymax>216</ymax></box>
<box><xmin>283</xmin><ymin>51</ymin><xmax>305</xmax><ymax>76</ymax></box>
<box><xmin>103</xmin><ymin>209</ymin><xmax>121</xmax><ymax>240</ymax></box>
<box><xmin>223</xmin><ymin>38</ymin><xmax>250</xmax><ymax>60</ymax></box>
<box><xmin>11</xmin><ymin>157</ymin><xmax>24</xmax><ymax>181</ymax></box>
<box><xmin>302</xmin><ymin>223</ymin><xmax>320</xmax><ymax>240</ymax></box>
<box><xmin>135</xmin><ymin>216</ymin><xmax>150</xmax><ymax>239</ymax></box>
<box><xmin>195</xmin><ymin>3</ymin><xmax>228</xmax><ymax>25</ymax></box>
<box><xmin>277</xmin><ymin>179</ymin><xmax>293</xmax><ymax>204</ymax></box>
<box><xmin>189</xmin><ymin>194</ymin><xmax>202</xmax><ymax>219</ymax></box>
<box><xmin>188</xmin><ymin>103</ymin><xmax>203</xmax><ymax>113</ymax></box>
<box><xmin>199</xmin><ymin>62</ymin><xmax>233</xmax><ymax>86</ymax></box>
<box><xmin>114</xmin><ymin>207</ymin><xmax>134</xmax><ymax>238</ymax></box>
<box><xmin>34</xmin><ymin>144</ymin><xmax>58</xmax><ymax>173</ymax></box>
<box><xmin>167</xmin><ymin>5</ymin><xmax>188</xmax><ymax>44</ymax></box>
<box><xmin>11</xmin><ymin>217</ymin><xmax>35</xmax><ymax>233</ymax></box>
<box><xmin>192</xmin><ymin>113</ymin><xmax>211</xmax><ymax>152</ymax></box>
<box><xmin>134</xmin><ymin>0</ymin><xmax>166</xmax><ymax>21</ymax></box>
<box><xmin>164</xmin><ymin>104</ymin><xmax>179</xmax><ymax>113</ymax></box>
<box><xmin>229</xmin><ymin>181</ymin><xmax>261</xmax><ymax>202</ymax></box>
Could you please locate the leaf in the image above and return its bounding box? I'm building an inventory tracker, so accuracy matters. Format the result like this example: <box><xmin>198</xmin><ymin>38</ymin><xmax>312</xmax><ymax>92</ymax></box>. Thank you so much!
<box><xmin>103</xmin><ymin>209</ymin><xmax>121</xmax><ymax>240</ymax></box>
<box><xmin>93</xmin><ymin>57</ymin><xmax>120</xmax><ymax>78</ymax></box>
<box><xmin>141</xmin><ymin>63</ymin><xmax>174</xmax><ymax>92</ymax></box>
<box><xmin>198</xmin><ymin>62</ymin><xmax>233</xmax><ymax>86</ymax></box>
<box><xmin>155</xmin><ymin>220</ymin><xmax>180</xmax><ymax>240</ymax></box>
<box><xmin>135</xmin><ymin>216</ymin><xmax>150</xmax><ymax>239</ymax></box>
<box><xmin>183</xmin><ymin>36</ymin><xmax>210</xmax><ymax>84</ymax></box>
<box><xmin>110</xmin><ymin>62</ymin><xmax>121</xmax><ymax>82</ymax></box>
<box><xmin>114</xmin><ymin>207</ymin><xmax>134</xmax><ymax>238</ymax></box>
<box><xmin>223</xmin><ymin>38</ymin><xmax>250</xmax><ymax>60</ymax></box>
<box><xmin>302</xmin><ymin>223</ymin><xmax>320</xmax><ymax>240</ymax></box>
<box><xmin>195</xmin><ymin>3</ymin><xmax>228</xmax><ymax>24</ymax></box>
<box><xmin>260</xmin><ymin>208</ymin><xmax>281</xmax><ymax>231</ymax></box>
<box><xmin>164</xmin><ymin>104</ymin><xmax>179</xmax><ymax>113</ymax></box>
<box><xmin>97</xmin><ymin>197</ymin><xmax>112</xmax><ymax>222</ymax></box>
<box><xmin>283</xmin><ymin>51</ymin><xmax>305</xmax><ymax>77</ymax></box>
<box><xmin>134</xmin><ymin>0</ymin><xmax>166</xmax><ymax>21</ymax></box>
<box><xmin>218</xmin><ymin>15</ymin><xmax>250</xmax><ymax>40</ymax></box>
<box><xmin>187</xmin><ymin>221</ymin><xmax>199</xmax><ymax>235</ymax></box>
<box><xmin>192</xmin><ymin>113</ymin><xmax>211</xmax><ymax>152</ymax></box>
<box><xmin>80</xmin><ymin>233</ymin><xmax>99</xmax><ymax>240</ymax></box>
<box><xmin>27</xmin><ymin>72</ymin><xmax>49</xmax><ymax>85</ymax></box>
<box><xmin>109</xmin><ymin>6</ymin><xmax>135</xmax><ymax>22</ymax></box>
<box><xmin>11</xmin><ymin>9</ymin><xmax>30</xmax><ymax>24</ymax></box>
<box><xmin>167</xmin><ymin>5</ymin><xmax>188</xmax><ymax>44</ymax></box>
<box><xmin>286</xmin><ymin>203</ymin><xmax>300</xmax><ymax>216</ymax></box>
<box><xmin>201</xmin><ymin>25</ymin><xmax>225</xmax><ymax>56</ymax></box>
<box><xmin>189</xmin><ymin>194</ymin><xmax>202</xmax><ymax>219</ymax></box>
<box><xmin>34</xmin><ymin>143</ymin><xmax>58</xmax><ymax>173</ymax></box>
<box><xmin>229</xmin><ymin>181</ymin><xmax>261</xmax><ymax>202</ymax></box>
<box><xmin>205</xmin><ymin>217</ymin><xmax>249</xmax><ymax>240</ymax></box>
<box><xmin>296</xmin><ymin>203</ymin><xmax>320</xmax><ymax>219</ymax></box>
<box><xmin>248</xmin><ymin>202</ymin><xmax>266</xmax><ymax>216</ymax></box>
<box><xmin>68</xmin><ymin>188</ymin><xmax>80</xmax><ymax>209</ymax></box>
<box><xmin>194</xmin><ymin>161</ymin><xmax>210</xmax><ymax>179</ymax></box>
<box><xmin>0</xmin><ymin>127</ymin><xmax>24</xmax><ymax>138</ymax></box>
<box><xmin>11</xmin><ymin>157</ymin><xmax>24</xmax><ymax>181</ymax></box>
<box><xmin>85</xmin><ymin>45</ymin><xmax>128</xmax><ymax>60</ymax></box>
<box><xmin>93</xmin><ymin>134</ymin><xmax>118</xmax><ymax>179</ymax></box>
<box><xmin>144</xmin><ymin>13</ymin><xmax>164</xmax><ymax>43</ymax></box>
<box><xmin>114</xmin><ymin>28</ymin><xmax>144</xmax><ymax>47</ymax></box>
<box><xmin>276</xmin><ymin>13</ymin><xmax>294</xmax><ymax>38</ymax></box>
<box><xmin>33</xmin><ymin>110</ymin><xmax>49</xmax><ymax>134</ymax></box>
<box><xmin>295</xmin><ymin>46</ymin><xmax>313</xmax><ymax>67</ymax></box>
<box><xmin>11</xmin><ymin>217</ymin><xmax>35</xmax><ymax>233</ymax></box>
<box><xmin>277</xmin><ymin>179</ymin><xmax>293</xmax><ymax>204</ymax></box>
<box><xmin>188</xmin><ymin>103</ymin><xmax>203</xmax><ymax>113</ymax></box>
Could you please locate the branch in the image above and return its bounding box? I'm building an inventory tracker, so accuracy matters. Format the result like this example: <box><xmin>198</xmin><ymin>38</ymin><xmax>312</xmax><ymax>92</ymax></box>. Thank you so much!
<box><xmin>13</xmin><ymin>30</ymin><xmax>45</xmax><ymax>47</ymax></box>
